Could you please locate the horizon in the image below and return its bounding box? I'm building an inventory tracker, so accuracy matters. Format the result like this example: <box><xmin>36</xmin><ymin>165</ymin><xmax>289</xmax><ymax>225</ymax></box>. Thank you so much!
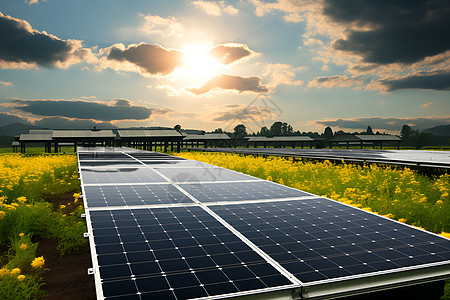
<box><xmin>0</xmin><ymin>0</ymin><xmax>449</xmax><ymax>135</ymax></box>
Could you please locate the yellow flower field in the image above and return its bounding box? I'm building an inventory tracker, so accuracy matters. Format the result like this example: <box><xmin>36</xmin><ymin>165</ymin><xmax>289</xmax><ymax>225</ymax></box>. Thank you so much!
<box><xmin>174</xmin><ymin>152</ymin><xmax>450</xmax><ymax>234</ymax></box>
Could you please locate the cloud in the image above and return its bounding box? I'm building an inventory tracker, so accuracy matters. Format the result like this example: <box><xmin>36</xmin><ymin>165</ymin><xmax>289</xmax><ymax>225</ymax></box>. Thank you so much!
<box><xmin>264</xmin><ymin>64</ymin><xmax>304</xmax><ymax>88</ymax></box>
<box><xmin>192</xmin><ymin>1</ymin><xmax>239</xmax><ymax>16</ymax></box>
<box><xmin>26</xmin><ymin>0</ymin><xmax>39</xmax><ymax>4</ymax></box>
<box><xmin>188</xmin><ymin>74</ymin><xmax>270</xmax><ymax>95</ymax></box>
<box><xmin>0</xmin><ymin>12</ymin><xmax>94</xmax><ymax>69</ymax></box>
<box><xmin>250</xmin><ymin>0</ymin><xmax>318</xmax><ymax>22</ymax></box>
<box><xmin>313</xmin><ymin>116</ymin><xmax>450</xmax><ymax>131</ymax></box>
<box><xmin>139</xmin><ymin>14</ymin><xmax>184</xmax><ymax>37</ymax></box>
<box><xmin>325</xmin><ymin>0</ymin><xmax>450</xmax><ymax>65</ymax></box>
<box><xmin>34</xmin><ymin>117</ymin><xmax>117</xmax><ymax>129</ymax></box>
<box><xmin>209</xmin><ymin>43</ymin><xmax>257</xmax><ymax>65</ymax></box>
<box><xmin>0</xmin><ymin>81</ymin><xmax>13</xmax><ymax>87</ymax></box>
<box><xmin>0</xmin><ymin>112</ymin><xmax>31</xmax><ymax>126</ymax></box>
<box><xmin>422</xmin><ymin>102</ymin><xmax>434</xmax><ymax>107</ymax></box>
<box><xmin>212</xmin><ymin>104</ymin><xmax>273</xmax><ymax>122</ymax></box>
<box><xmin>308</xmin><ymin>75</ymin><xmax>364</xmax><ymax>89</ymax></box>
<box><xmin>7</xmin><ymin>99</ymin><xmax>153</xmax><ymax>121</ymax></box>
<box><xmin>377</xmin><ymin>70</ymin><xmax>450</xmax><ymax>92</ymax></box>
<box><xmin>100</xmin><ymin>43</ymin><xmax>182</xmax><ymax>76</ymax></box>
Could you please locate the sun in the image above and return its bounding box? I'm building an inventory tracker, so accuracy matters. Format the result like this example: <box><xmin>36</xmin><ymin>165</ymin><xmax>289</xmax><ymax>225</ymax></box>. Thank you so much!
<box><xmin>179</xmin><ymin>44</ymin><xmax>222</xmax><ymax>81</ymax></box>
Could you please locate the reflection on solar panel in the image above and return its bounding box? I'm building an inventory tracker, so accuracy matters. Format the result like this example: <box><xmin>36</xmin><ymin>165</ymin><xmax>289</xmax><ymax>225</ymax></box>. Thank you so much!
<box><xmin>156</xmin><ymin>167</ymin><xmax>258</xmax><ymax>183</ymax></box>
<box><xmin>84</xmin><ymin>184</ymin><xmax>193</xmax><ymax>207</ymax></box>
<box><xmin>210</xmin><ymin>199</ymin><xmax>450</xmax><ymax>283</ymax></box>
<box><xmin>80</xmin><ymin>168</ymin><xmax>166</xmax><ymax>184</ymax></box>
<box><xmin>78</xmin><ymin>148</ymin><xmax>450</xmax><ymax>300</ymax></box>
<box><xmin>179</xmin><ymin>181</ymin><xmax>312</xmax><ymax>203</ymax></box>
<box><xmin>89</xmin><ymin>206</ymin><xmax>293</xmax><ymax>299</ymax></box>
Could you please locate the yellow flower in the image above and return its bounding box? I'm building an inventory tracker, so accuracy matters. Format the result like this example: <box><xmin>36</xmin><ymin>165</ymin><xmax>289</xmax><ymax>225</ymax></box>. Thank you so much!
<box><xmin>60</xmin><ymin>204</ymin><xmax>66</xmax><ymax>210</ymax></box>
<box><xmin>17</xmin><ymin>275</ymin><xmax>25</xmax><ymax>281</ymax></box>
<box><xmin>31</xmin><ymin>256</ymin><xmax>45</xmax><ymax>268</ymax></box>
<box><xmin>19</xmin><ymin>233</ymin><xmax>24</xmax><ymax>237</ymax></box>
<box><xmin>0</xmin><ymin>211</ymin><xmax>5</xmax><ymax>219</ymax></box>
<box><xmin>440</xmin><ymin>232</ymin><xmax>450</xmax><ymax>239</ymax></box>
<box><xmin>19</xmin><ymin>243</ymin><xmax>27</xmax><ymax>250</ymax></box>
<box><xmin>0</xmin><ymin>268</ymin><xmax>9</xmax><ymax>277</ymax></box>
<box><xmin>398</xmin><ymin>218</ymin><xmax>407</xmax><ymax>223</ymax></box>
<box><xmin>10</xmin><ymin>268</ymin><xmax>21</xmax><ymax>275</ymax></box>
<box><xmin>16</xmin><ymin>196</ymin><xmax>27</xmax><ymax>204</ymax></box>
<box><xmin>436</xmin><ymin>200</ymin><xmax>444</xmax><ymax>205</ymax></box>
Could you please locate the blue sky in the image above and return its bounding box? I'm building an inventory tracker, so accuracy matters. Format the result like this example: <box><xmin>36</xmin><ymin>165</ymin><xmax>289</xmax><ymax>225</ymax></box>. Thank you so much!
<box><xmin>0</xmin><ymin>0</ymin><xmax>449</xmax><ymax>134</ymax></box>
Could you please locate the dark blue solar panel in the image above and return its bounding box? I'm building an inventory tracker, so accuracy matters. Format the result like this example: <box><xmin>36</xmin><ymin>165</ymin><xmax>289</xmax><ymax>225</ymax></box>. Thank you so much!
<box><xmin>78</xmin><ymin>153</ymin><xmax>132</xmax><ymax>160</ymax></box>
<box><xmin>89</xmin><ymin>206</ymin><xmax>293</xmax><ymax>299</ymax></box>
<box><xmin>84</xmin><ymin>184</ymin><xmax>193</xmax><ymax>207</ymax></box>
<box><xmin>179</xmin><ymin>181</ymin><xmax>311</xmax><ymax>203</ymax></box>
<box><xmin>209</xmin><ymin>199</ymin><xmax>450</xmax><ymax>283</ymax></box>
<box><xmin>156</xmin><ymin>167</ymin><xmax>257</xmax><ymax>183</ymax></box>
<box><xmin>80</xmin><ymin>167</ymin><xmax>166</xmax><ymax>184</ymax></box>
<box><xmin>79</xmin><ymin>160</ymin><xmax>143</xmax><ymax>167</ymax></box>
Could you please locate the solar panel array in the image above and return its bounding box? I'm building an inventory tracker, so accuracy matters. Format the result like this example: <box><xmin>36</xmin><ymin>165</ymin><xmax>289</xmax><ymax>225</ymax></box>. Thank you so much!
<box><xmin>78</xmin><ymin>147</ymin><xmax>450</xmax><ymax>300</ymax></box>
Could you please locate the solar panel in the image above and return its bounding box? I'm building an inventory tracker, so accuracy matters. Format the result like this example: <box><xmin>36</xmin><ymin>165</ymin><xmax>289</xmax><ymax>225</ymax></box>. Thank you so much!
<box><xmin>209</xmin><ymin>199</ymin><xmax>450</xmax><ymax>284</ymax></box>
<box><xmin>79</xmin><ymin>148</ymin><xmax>450</xmax><ymax>299</ymax></box>
<box><xmin>80</xmin><ymin>167</ymin><xmax>166</xmax><ymax>184</ymax></box>
<box><xmin>88</xmin><ymin>206</ymin><xmax>294</xmax><ymax>299</ymax></box>
<box><xmin>178</xmin><ymin>181</ymin><xmax>313</xmax><ymax>203</ymax></box>
<box><xmin>83</xmin><ymin>184</ymin><xmax>194</xmax><ymax>207</ymax></box>
<box><xmin>79</xmin><ymin>160</ymin><xmax>144</xmax><ymax>167</ymax></box>
<box><xmin>155</xmin><ymin>167</ymin><xmax>260</xmax><ymax>183</ymax></box>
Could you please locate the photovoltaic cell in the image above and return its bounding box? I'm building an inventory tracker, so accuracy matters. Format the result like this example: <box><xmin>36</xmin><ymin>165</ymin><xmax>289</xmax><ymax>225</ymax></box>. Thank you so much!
<box><xmin>80</xmin><ymin>168</ymin><xmax>166</xmax><ymax>184</ymax></box>
<box><xmin>156</xmin><ymin>167</ymin><xmax>258</xmax><ymax>183</ymax></box>
<box><xmin>209</xmin><ymin>199</ymin><xmax>450</xmax><ymax>283</ymax></box>
<box><xmin>84</xmin><ymin>184</ymin><xmax>194</xmax><ymax>207</ymax></box>
<box><xmin>79</xmin><ymin>160</ymin><xmax>144</xmax><ymax>167</ymax></box>
<box><xmin>78</xmin><ymin>153</ymin><xmax>133</xmax><ymax>160</ymax></box>
<box><xmin>142</xmin><ymin>160</ymin><xmax>213</xmax><ymax>168</ymax></box>
<box><xmin>89</xmin><ymin>206</ymin><xmax>293</xmax><ymax>299</ymax></box>
<box><xmin>179</xmin><ymin>181</ymin><xmax>311</xmax><ymax>203</ymax></box>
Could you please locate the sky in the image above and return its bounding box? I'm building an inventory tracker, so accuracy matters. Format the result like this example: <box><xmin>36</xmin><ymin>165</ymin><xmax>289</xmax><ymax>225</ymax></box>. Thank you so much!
<box><xmin>0</xmin><ymin>0</ymin><xmax>449</xmax><ymax>134</ymax></box>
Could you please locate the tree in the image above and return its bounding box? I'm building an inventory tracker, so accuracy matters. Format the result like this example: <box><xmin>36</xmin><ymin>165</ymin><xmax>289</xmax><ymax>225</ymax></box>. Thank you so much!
<box><xmin>174</xmin><ymin>124</ymin><xmax>181</xmax><ymax>131</ymax></box>
<box><xmin>366</xmin><ymin>126</ymin><xmax>374</xmax><ymax>135</ymax></box>
<box><xmin>259</xmin><ymin>126</ymin><xmax>269</xmax><ymax>136</ymax></box>
<box><xmin>323</xmin><ymin>126</ymin><xmax>333</xmax><ymax>139</ymax></box>
<box><xmin>233</xmin><ymin>124</ymin><xmax>247</xmax><ymax>138</ymax></box>
<box><xmin>401</xmin><ymin>125</ymin><xmax>412</xmax><ymax>140</ymax></box>
<box><xmin>270</xmin><ymin>122</ymin><xmax>283</xmax><ymax>136</ymax></box>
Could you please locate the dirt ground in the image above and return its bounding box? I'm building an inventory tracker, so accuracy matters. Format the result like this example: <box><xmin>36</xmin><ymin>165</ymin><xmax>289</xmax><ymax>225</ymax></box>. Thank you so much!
<box><xmin>37</xmin><ymin>239</ymin><xmax>96</xmax><ymax>300</ymax></box>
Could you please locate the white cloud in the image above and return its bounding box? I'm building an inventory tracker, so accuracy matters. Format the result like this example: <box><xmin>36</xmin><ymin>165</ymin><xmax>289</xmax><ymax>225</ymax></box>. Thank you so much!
<box><xmin>192</xmin><ymin>1</ymin><xmax>239</xmax><ymax>16</ymax></box>
<box><xmin>139</xmin><ymin>14</ymin><xmax>184</xmax><ymax>37</ymax></box>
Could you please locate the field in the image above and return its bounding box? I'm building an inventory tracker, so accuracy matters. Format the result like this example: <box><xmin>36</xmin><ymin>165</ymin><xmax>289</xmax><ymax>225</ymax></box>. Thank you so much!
<box><xmin>0</xmin><ymin>153</ymin><xmax>86</xmax><ymax>299</ymax></box>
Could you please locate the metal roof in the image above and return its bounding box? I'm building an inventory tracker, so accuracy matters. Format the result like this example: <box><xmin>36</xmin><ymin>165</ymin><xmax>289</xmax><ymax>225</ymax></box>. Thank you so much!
<box><xmin>19</xmin><ymin>133</ymin><xmax>53</xmax><ymax>141</ymax></box>
<box><xmin>118</xmin><ymin>129</ymin><xmax>183</xmax><ymax>138</ymax></box>
<box><xmin>52</xmin><ymin>130</ymin><xmax>116</xmax><ymax>138</ymax></box>
<box><xmin>183</xmin><ymin>133</ymin><xmax>231</xmax><ymax>141</ymax></box>
<box><xmin>355</xmin><ymin>134</ymin><xmax>401</xmax><ymax>141</ymax></box>
<box><xmin>271</xmin><ymin>136</ymin><xmax>314</xmax><ymax>142</ymax></box>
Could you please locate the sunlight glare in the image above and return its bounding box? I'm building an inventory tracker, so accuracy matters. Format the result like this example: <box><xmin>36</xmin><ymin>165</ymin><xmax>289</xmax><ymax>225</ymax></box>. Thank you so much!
<box><xmin>180</xmin><ymin>44</ymin><xmax>222</xmax><ymax>81</ymax></box>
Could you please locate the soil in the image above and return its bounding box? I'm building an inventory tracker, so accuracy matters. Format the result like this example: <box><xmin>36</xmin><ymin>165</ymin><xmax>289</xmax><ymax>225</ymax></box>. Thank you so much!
<box><xmin>36</xmin><ymin>191</ymin><xmax>96</xmax><ymax>299</ymax></box>
<box><xmin>36</xmin><ymin>239</ymin><xmax>96</xmax><ymax>300</ymax></box>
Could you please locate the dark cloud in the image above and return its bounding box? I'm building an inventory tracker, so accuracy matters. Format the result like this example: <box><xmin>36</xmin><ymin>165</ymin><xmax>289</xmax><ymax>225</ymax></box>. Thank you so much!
<box><xmin>0</xmin><ymin>112</ymin><xmax>30</xmax><ymax>126</ymax></box>
<box><xmin>34</xmin><ymin>117</ymin><xmax>117</xmax><ymax>129</ymax></box>
<box><xmin>380</xmin><ymin>70</ymin><xmax>450</xmax><ymax>91</ymax></box>
<box><xmin>9</xmin><ymin>99</ymin><xmax>152</xmax><ymax>121</ymax></box>
<box><xmin>325</xmin><ymin>0</ymin><xmax>450</xmax><ymax>64</ymax></box>
<box><xmin>0</xmin><ymin>12</ymin><xmax>91</xmax><ymax>68</ymax></box>
<box><xmin>209</xmin><ymin>43</ymin><xmax>255</xmax><ymax>65</ymax></box>
<box><xmin>314</xmin><ymin>116</ymin><xmax>450</xmax><ymax>131</ymax></box>
<box><xmin>212</xmin><ymin>104</ymin><xmax>273</xmax><ymax>122</ymax></box>
<box><xmin>188</xmin><ymin>74</ymin><xmax>269</xmax><ymax>95</ymax></box>
<box><xmin>106</xmin><ymin>43</ymin><xmax>182</xmax><ymax>76</ymax></box>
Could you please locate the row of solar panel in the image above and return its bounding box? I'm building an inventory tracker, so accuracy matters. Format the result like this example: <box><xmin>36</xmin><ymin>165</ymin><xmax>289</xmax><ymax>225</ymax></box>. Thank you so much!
<box><xmin>78</xmin><ymin>148</ymin><xmax>450</xmax><ymax>300</ymax></box>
